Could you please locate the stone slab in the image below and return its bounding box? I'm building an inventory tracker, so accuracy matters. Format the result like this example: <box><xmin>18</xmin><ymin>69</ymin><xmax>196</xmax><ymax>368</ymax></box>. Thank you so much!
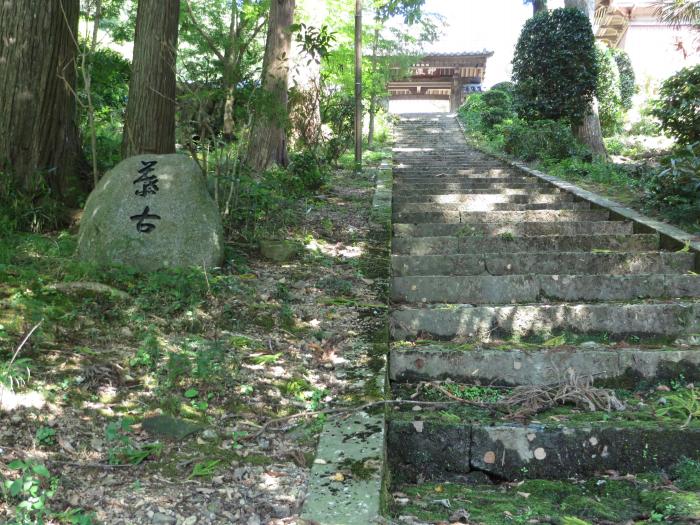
<box><xmin>391</xmin><ymin>252</ymin><xmax>694</xmax><ymax>277</ymax></box>
<box><xmin>300</xmin><ymin>412</ymin><xmax>386</xmax><ymax>525</ymax></box>
<box><xmin>390</xmin><ymin>302</ymin><xmax>700</xmax><ymax>341</ymax></box>
<box><xmin>389</xmin><ymin>346</ymin><xmax>700</xmax><ymax>385</ymax></box>
<box><xmin>392</xmin><ymin>221</ymin><xmax>634</xmax><ymax>238</ymax></box>
<box><xmin>387</xmin><ymin>420</ymin><xmax>700</xmax><ymax>483</ymax></box>
<box><xmin>392</xmin><ymin>274</ymin><xmax>700</xmax><ymax>304</ymax></box>
<box><xmin>392</xmin><ymin>234</ymin><xmax>659</xmax><ymax>256</ymax></box>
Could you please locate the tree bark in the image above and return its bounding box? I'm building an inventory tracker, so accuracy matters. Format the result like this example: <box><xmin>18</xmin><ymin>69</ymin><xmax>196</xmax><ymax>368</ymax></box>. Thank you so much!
<box><xmin>246</xmin><ymin>0</ymin><xmax>295</xmax><ymax>172</ymax></box>
<box><xmin>367</xmin><ymin>27</ymin><xmax>379</xmax><ymax>150</ymax></box>
<box><xmin>532</xmin><ymin>0</ymin><xmax>547</xmax><ymax>15</ymax></box>
<box><xmin>122</xmin><ymin>0</ymin><xmax>180</xmax><ymax>158</ymax></box>
<box><xmin>0</xmin><ymin>0</ymin><xmax>85</xmax><ymax>203</ymax></box>
<box><xmin>223</xmin><ymin>2</ymin><xmax>240</xmax><ymax>142</ymax></box>
<box><xmin>564</xmin><ymin>0</ymin><xmax>607</xmax><ymax>157</ymax></box>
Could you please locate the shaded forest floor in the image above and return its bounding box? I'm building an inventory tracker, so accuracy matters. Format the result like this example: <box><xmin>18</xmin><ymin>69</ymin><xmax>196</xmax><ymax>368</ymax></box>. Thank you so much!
<box><xmin>0</xmin><ymin>151</ymin><xmax>390</xmax><ymax>525</ymax></box>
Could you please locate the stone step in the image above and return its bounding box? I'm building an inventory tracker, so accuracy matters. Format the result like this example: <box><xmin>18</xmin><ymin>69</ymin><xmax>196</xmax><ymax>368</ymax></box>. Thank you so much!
<box><xmin>389</xmin><ymin>343</ymin><xmax>700</xmax><ymax>386</ymax></box>
<box><xmin>395</xmin><ymin>168</ymin><xmax>522</xmax><ymax>177</ymax></box>
<box><xmin>396</xmin><ymin>186</ymin><xmax>564</xmax><ymax>198</ymax></box>
<box><xmin>393</xmin><ymin>221</ymin><xmax>634</xmax><ymax>238</ymax></box>
<box><xmin>388</xmin><ymin>418</ymin><xmax>700</xmax><ymax>482</ymax></box>
<box><xmin>395</xmin><ymin>209</ymin><xmax>610</xmax><ymax>224</ymax></box>
<box><xmin>393</xmin><ymin>193</ymin><xmax>573</xmax><ymax>205</ymax></box>
<box><xmin>391</xmin><ymin>251</ymin><xmax>694</xmax><ymax>277</ymax></box>
<box><xmin>395</xmin><ymin>174</ymin><xmax>531</xmax><ymax>182</ymax></box>
<box><xmin>394</xmin><ymin>182</ymin><xmax>555</xmax><ymax>192</ymax></box>
<box><xmin>391</xmin><ymin>274</ymin><xmax>700</xmax><ymax>304</ymax></box>
<box><xmin>389</xmin><ymin>301</ymin><xmax>700</xmax><ymax>341</ymax></box>
<box><xmin>393</xmin><ymin>202</ymin><xmax>591</xmax><ymax>214</ymax></box>
<box><xmin>392</xmin><ymin>234</ymin><xmax>659</xmax><ymax>256</ymax></box>
<box><xmin>394</xmin><ymin>177</ymin><xmax>540</xmax><ymax>191</ymax></box>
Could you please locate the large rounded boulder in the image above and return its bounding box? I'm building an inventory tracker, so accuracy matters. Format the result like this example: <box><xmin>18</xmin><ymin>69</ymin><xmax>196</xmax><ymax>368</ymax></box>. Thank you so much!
<box><xmin>78</xmin><ymin>154</ymin><xmax>224</xmax><ymax>271</ymax></box>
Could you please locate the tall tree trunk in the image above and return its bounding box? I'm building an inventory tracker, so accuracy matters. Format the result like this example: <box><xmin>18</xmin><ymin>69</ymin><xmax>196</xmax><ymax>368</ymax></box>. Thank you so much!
<box><xmin>564</xmin><ymin>0</ymin><xmax>607</xmax><ymax>157</ymax></box>
<box><xmin>222</xmin><ymin>2</ymin><xmax>240</xmax><ymax>142</ymax></box>
<box><xmin>354</xmin><ymin>0</ymin><xmax>363</xmax><ymax>172</ymax></box>
<box><xmin>367</xmin><ymin>27</ymin><xmax>379</xmax><ymax>150</ymax></box>
<box><xmin>246</xmin><ymin>0</ymin><xmax>295</xmax><ymax>172</ymax></box>
<box><xmin>533</xmin><ymin>0</ymin><xmax>547</xmax><ymax>15</ymax></box>
<box><xmin>0</xmin><ymin>0</ymin><xmax>85</xmax><ymax>203</ymax></box>
<box><xmin>122</xmin><ymin>0</ymin><xmax>180</xmax><ymax>157</ymax></box>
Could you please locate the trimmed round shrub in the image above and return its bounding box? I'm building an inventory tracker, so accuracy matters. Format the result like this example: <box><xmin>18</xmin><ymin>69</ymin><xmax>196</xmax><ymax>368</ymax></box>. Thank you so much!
<box><xmin>480</xmin><ymin>89</ymin><xmax>516</xmax><ymax>129</ymax></box>
<box><xmin>512</xmin><ymin>8</ymin><xmax>599</xmax><ymax>125</ymax></box>
<box><xmin>653</xmin><ymin>65</ymin><xmax>700</xmax><ymax>145</ymax></box>
<box><xmin>458</xmin><ymin>93</ymin><xmax>486</xmax><ymax>131</ymax></box>
<box><xmin>611</xmin><ymin>48</ymin><xmax>636</xmax><ymax>111</ymax></box>
<box><xmin>503</xmin><ymin>119</ymin><xmax>587</xmax><ymax>162</ymax></box>
<box><xmin>490</xmin><ymin>81</ymin><xmax>515</xmax><ymax>96</ymax></box>
<box><xmin>597</xmin><ymin>44</ymin><xmax>624</xmax><ymax>136</ymax></box>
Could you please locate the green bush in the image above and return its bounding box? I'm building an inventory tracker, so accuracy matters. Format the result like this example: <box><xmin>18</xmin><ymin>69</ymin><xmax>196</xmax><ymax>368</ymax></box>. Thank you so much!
<box><xmin>597</xmin><ymin>44</ymin><xmax>624</xmax><ymax>136</ymax></box>
<box><xmin>642</xmin><ymin>142</ymin><xmax>700</xmax><ymax>224</ymax></box>
<box><xmin>512</xmin><ymin>8</ymin><xmax>599</xmax><ymax>125</ymax></box>
<box><xmin>287</xmin><ymin>151</ymin><xmax>328</xmax><ymax>193</ymax></box>
<box><xmin>503</xmin><ymin>119</ymin><xmax>587</xmax><ymax>162</ymax></box>
<box><xmin>458</xmin><ymin>93</ymin><xmax>486</xmax><ymax>131</ymax></box>
<box><xmin>611</xmin><ymin>48</ymin><xmax>637</xmax><ymax>111</ymax></box>
<box><xmin>653</xmin><ymin>65</ymin><xmax>700</xmax><ymax>145</ymax></box>
<box><xmin>480</xmin><ymin>89</ymin><xmax>516</xmax><ymax>129</ymax></box>
<box><xmin>490</xmin><ymin>81</ymin><xmax>515</xmax><ymax>96</ymax></box>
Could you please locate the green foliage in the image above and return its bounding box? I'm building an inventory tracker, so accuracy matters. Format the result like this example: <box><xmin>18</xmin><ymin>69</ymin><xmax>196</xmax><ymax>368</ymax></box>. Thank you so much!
<box><xmin>656</xmin><ymin>386</ymin><xmax>700</xmax><ymax>426</ymax></box>
<box><xmin>35</xmin><ymin>427</ymin><xmax>56</xmax><ymax>447</ymax></box>
<box><xmin>77</xmin><ymin>45</ymin><xmax>131</xmax><ymax>174</ymax></box>
<box><xmin>480</xmin><ymin>89</ymin><xmax>516</xmax><ymax>129</ymax></box>
<box><xmin>596</xmin><ymin>45</ymin><xmax>624</xmax><ymax>136</ymax></box>
<box><xmin>671</xmin><ymin>457</ymin><xmax>700</xmax><ymax>490</ymax></box>
<box><xmin>503</xmin><ymin>119</ymin><xmax>587</xmax><ymax>162</ymax></box>
<box><xmin>105</xmin><ymin>417</ymin><xmax>163</xmax><ymax>465</ymax></box>
<box><xmin>0</xmin><ymin>177</ymin><xmax>68</xmax><ymax>234</ymax></box>
<box><xmin>458</xmin><ymin>93</ymin><xmax>486</xmax><ymax>131</ymax></box>
<box><xmin>321</xmin><ymin>94</ymin><xmax>355</xmax><ymax>165</ymax></box>
<box><xmin>287</xmin><ymin>151</ymin><xmax>329</xmax><ymax>193</ymax></box>
<box><xmin>610</xmin><ymin>48</ymin><xmax>637</xmax><ymax>111</ymax></box>
<box><xmin>653</xmin><ymin>64</ymin><xmax>700</xmax><ymax>145</ymax></box>
<box><xmin>642</xmin><ymin>142</ymin><xmax>700</xmax><ymax>225</ymax></box>
<box><xmin>1</xmin><ymin>460</ymin><xmax>57</xmax><ymax>524</ymax></box>
<box><xmin>512</xmin><ymin>8</ymin><xmax>599</xmax><ymax>125</ymax></box>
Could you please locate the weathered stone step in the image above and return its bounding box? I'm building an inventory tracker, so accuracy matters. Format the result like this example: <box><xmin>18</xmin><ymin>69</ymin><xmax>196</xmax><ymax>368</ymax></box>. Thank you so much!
<box><xmin>391</xmin><ymin>274</ymin><xmax>700</xmax><ymax>304</ymax></box>
<box><xmin>394</xmin><ymin>182</ymin><xmax>555</xmax><ymax>192</ymax></box>
<box><xmin>392</xmin><ymin>234</ymin><xmax>659</xmax><ymax>256</ymax></box>
<box><xmin>388</xmin><ymin>418</ymin><xmax>700</xmax><ymax>482</ymax></box>
<box><xmin>393</xmin><ymin>202</ymin><xmax>591</xmax><ymax>214</ymax></box>
<box><xmin>396</xmin><ymin>186</ymin><xmax>564</xmax><ymax>198</ymax></box>
<box><xmin>394</xmin><ymin>193</ymin><xmax>573</xmax><ymax>205</ymax></box>
<box><xmin>392</xmin><ymin>251</ymin><xmax>694</xmax><ymax>277</ymax></box>
<box><xmin>395</xmin><ymin>209</ymin><xmax>610</xmax><ymax>224</ymax></box>
<box><xmin>395</xmin><ymin>176</ymin><xmax>536</xmax><ymax>185</ymax></box>
<box><xmin>390</xmin><ymin>302</ymin><xmax>700</xmax><ymax>341</ymax></box>
<box><xmin>393</xmin><ymin>221</ymin><xmax>634</xmax><ymax>238</ymax></box>
<box><xmin>395</xmin><ymin>169</ymin><xmax>523</xmax><ymax>178</ymax></box>
<box><xmin>395</xmin><ymin>173</ymin><xmax>530</xmax><ymax>181</ymax></box>
<box><xmin>389</xmin><ymin>344</ymin><xmax>700</xmax><ymax>386</ymax></box>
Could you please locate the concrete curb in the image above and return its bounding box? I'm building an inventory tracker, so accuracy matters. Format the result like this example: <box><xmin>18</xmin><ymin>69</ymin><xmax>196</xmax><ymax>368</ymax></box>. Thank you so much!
<box><xmin>299</xmin><ymin>161</ymin><xmax>393</xmax><ymax>525</ymax></box>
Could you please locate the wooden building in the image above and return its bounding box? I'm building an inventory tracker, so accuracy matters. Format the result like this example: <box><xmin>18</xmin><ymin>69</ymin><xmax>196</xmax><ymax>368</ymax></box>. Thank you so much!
<box><xmin>387</xmin><ymin>51</ymin><xmax>494</xmax><ymax>112</ymax></box>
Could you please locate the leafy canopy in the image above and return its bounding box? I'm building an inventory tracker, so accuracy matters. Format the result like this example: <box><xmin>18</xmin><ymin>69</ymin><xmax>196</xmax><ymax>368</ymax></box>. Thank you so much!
<box><xmin>512</xmin><ymin>8</ymin><xmax>599</xmax><ymax>125</ymax></box>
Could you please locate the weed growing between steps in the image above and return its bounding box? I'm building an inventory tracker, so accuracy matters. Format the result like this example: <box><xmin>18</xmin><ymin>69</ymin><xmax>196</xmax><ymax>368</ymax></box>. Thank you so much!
<box><xmin>0</xmin><ymin>153</ymin><xmax>390</xmax><ymax>524</ymax></box>
<box><xmin>391</xmin><ymin>380</ymin><xmax>700</xmax><ymax>429</ymax></box>
<box><xmin>391</xmin><ymin>462</ymin><xmax>700</xmax><ymax>524</ymax></box>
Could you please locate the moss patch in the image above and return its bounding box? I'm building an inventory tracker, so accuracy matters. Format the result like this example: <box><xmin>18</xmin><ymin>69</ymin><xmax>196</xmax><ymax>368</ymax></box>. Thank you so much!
<box><xmin>391</xmin><ymin>476</ymin><xmax>700</xmax><ymax>524</ymax></box>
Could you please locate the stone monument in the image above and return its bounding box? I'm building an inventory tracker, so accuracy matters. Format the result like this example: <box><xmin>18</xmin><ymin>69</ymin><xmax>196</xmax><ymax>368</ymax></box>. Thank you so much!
<box><xmin>77</xmin><ymin>154</ymin><xmax>224</xmax><ymax>272</ymax></box>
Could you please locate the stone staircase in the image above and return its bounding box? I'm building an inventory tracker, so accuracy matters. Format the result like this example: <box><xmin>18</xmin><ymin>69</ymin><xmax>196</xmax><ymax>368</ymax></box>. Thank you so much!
<box><xmin>387</xmin><ymin>114</ymin><xmax>700</xmax><ymax>487</ymax></box>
